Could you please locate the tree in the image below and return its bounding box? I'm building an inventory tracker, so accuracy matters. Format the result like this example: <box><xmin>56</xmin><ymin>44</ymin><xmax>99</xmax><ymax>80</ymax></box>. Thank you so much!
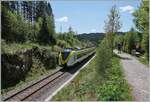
<box><xmin>37</xmin><ymin>16</ymin><xmax>56</xmax><ymax>45</ymax></box>
<box><xmin>2</xmin><ymin>4</ymin><xmax>26</xmax><ymax>43</ymax></box>
<box><xmin>38</xmin><ymin>17</ymin><xmax>50</xmax><ymax>44</ymax></box>
<box><xmin>124</xmin><ymin>29</ymin><xmax>135</xmax><ymax>53</ymax></box>
<box><xmin>96</xmin><ymin>38</ymin><xmax>112</xmax><ymax>75</ymax></box>
<box><xmin>46</xmin><ymin>2</ymin><xmax>53</xmax><ymax>16</ymax></box>
<box><xmin>47</xmin><ymin>15</ymin><xmax>56</xmax><ymax>45</ymax></box>
<box><xmin>104</xmin><ymin>5</ymin><xmax>122</xmax><ymax>54</ymax></box>
<box><xmin>35</xmin><ymin>1</ymin><xmax>47</xmax><ymax>21</ymax></box>
<box><xmin>117</xmin><ymin>27</ymin><xmax>141</xmax><ymax>53</ymax></box>
<box><xmin>133</xmin><ymin>1</ymin><xmax>149</xmax><ymax>60</ymax></box>
<box><xmin>1</xmin><ymin>1</ymin><xmax>56</xmax><ymax>44</ymax></box>
<box><xmin>104</xmin><ymin>5</ymin><xmax>122</xmax><ymax>33</ymax></box>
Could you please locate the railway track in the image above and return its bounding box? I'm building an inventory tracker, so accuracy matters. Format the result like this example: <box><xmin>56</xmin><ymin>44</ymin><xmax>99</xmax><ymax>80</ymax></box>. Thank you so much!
<box><xmin>3</xmin><ymin>68</ymin><xmax>66</xmax><ymax>101</ymax></box>
<box><xmin>2</xmin><ymin>51</ymin><xmax>95</xmax><ymax>101</ymax></box>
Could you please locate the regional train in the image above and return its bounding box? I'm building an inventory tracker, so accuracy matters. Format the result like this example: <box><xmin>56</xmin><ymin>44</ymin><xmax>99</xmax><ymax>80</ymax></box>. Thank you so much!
<box><xmin>59</xmin><ymin>47</ymin><xmax>95</xmax><ymax>67</ymax></box>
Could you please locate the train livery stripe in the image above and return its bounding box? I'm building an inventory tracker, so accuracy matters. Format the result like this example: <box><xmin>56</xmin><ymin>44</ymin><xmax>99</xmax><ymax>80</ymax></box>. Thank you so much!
<box><xmin>60</xmin><ymin>51</ymin><xmax>75</xmax><ymax>64</ymax></box>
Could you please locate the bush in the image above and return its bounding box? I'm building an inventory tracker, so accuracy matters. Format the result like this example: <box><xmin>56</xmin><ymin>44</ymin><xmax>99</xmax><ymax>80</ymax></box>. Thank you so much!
<box><xmin>142</xmin><ymin>30</ymin><xmax>149</xmax><ymax>60</ymax></box>
<box><xmin>1</xmin><ymin>49</ymin><xmax>32</xmax><ymax>88</ymax></box>
<box><xmin>96</xmin><ymin>57</ymin><xmax>132</xmax><ymax>101</ymax></box>
<box><xmin>52</xmin><ymin>45</ymin><xmax>62</xmax><ymax>52</ymax></box>
<box><xmin>57</xmin><ymin>40</ymin><xmax>69</xmax><ymax>48</ymax></box>
<box><xmin>96</xmin><ymin>38</ymin><xmax>112</xmax><ymax>76</ymax></box>
<box><xmin>32</xmin><ymin>46</ymin><xmax>57</xmax><ymax>69</ymax></box>
<box><xmin>40</xmin><ymin>48</ymin><xmax>57</xmax><ymax>69</ymax></box>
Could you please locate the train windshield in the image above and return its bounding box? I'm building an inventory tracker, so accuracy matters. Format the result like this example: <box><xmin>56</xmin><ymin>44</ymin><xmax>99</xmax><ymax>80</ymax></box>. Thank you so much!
<box><xmin>61</xmin><ymin>48</ymin><xmax>72</xmax><ymax>60</ymax></box>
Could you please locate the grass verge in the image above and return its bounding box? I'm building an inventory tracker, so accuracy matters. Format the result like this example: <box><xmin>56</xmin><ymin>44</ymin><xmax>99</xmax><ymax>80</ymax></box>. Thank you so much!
<box><xmin>137</xmin><ymin>55</ymin><xmax>149</xmax><ymax>66</ymax></box>
<box><xmin>51</xmin><ymin>56</ymin><xmax>133</xmax><ymax>101</ymax></box>
<box><xmin>1</xmin><ymin>42</ymin><xmax>52</xmax><ymax>54</ymax></box>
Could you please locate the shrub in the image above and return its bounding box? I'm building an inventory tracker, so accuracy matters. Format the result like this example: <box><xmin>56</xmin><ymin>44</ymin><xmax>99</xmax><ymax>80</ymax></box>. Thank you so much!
<box><xmin>96</xmin><ymin>38</ymin><xmax>112</xmax><ymax>76</ymax></box>
<box><xmin>96</xmin><ymin>57</ymin><xmax>132</xmax><ymax>101</ymax></box>
<box><xmin>32</xmin><ymin>46</ymin><xmax>57</xmax><ymax>69</ymax></box>
<box><xmin>40</xmin><ymin>48</ymin><xmax>57</xmax><ymax>69</ymax></box>
<box><xmin>1</xmin><ymin>50</ymin><xmax>32</xmax><ymax>88</ymax></box>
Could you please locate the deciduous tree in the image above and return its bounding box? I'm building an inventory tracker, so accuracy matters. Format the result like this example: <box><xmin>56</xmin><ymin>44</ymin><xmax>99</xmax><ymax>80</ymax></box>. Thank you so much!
<box><xmin>133</xmin><ymin>1</ymin><xmax>149</xmax><ymax>60</ymax></box>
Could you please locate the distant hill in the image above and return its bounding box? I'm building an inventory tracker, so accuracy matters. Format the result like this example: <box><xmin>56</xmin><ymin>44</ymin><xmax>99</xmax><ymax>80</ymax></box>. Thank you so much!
<box><xmin>76</xmin><ymin>33</ymin><xmax>105</xmax><ymax>45</ymax></box>
<box><xmin>116</xmin><ymin>32</ymin><xmax>126</xmax><ymax>35</ymax></box>
<box><xmin>76</xmin><ymin>32</ymin><xmax>125</xmax><ymax>45</ymax></box>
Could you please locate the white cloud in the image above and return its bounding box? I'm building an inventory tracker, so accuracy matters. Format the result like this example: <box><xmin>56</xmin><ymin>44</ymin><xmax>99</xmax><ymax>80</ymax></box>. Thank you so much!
<box><xmin>55</xmin><ymin>16</ymin><xmax>68</xmax><ymax>22</ymax></box>
<box><xmin>119</xmin><ymin>5</ymin><xmax>135</xmax><ymax>13</ymax></box>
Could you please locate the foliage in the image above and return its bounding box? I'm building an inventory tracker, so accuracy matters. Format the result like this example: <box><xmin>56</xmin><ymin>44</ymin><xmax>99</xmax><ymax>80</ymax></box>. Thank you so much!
<box><xmin>1</xmin><ymin>42</ymin><xmax>52</xmax><ymax>54</ymax></box>
<box><xmin>104</xmin><ymin>5</ymin><xmax>122</xmax><ymax>54</ymax></box>
<box><xmin>76</xmin><ymin>33</ymin><xmax>105</xmax><ymax>46</ymax></box>
<box><xmin>124</xmin><ymin>32</ymin><xmax>135</xmax><ymax>53</ymax></box>
<box><xmin>1</xmin><ymin>1</ymin><xmax>56</xmax><ymax>45</ymax></box>
<box><xmin>96</xmin><ymin>38</ymin><xmax>112</xmax><ymax>75</ymax></box>
<box><xmin>114</xmin><ymin>27</ymin><xmax>142</xmax><ymax>54</ymax></box>
<box><xmin>104</xmin><ymin>5</ymin><xmax>122</xmax><ymax>33</ymax></box>
<box><xmin>2</xmin><ymin>50</ymin><xmax>32</xmax><ymax>88</ymax></box>
<box><xmin>2</xmin><ymin>5</ymin><xmax>26</xmax><ymax>43</ymax></box>
<box><xmin>96</xmin><ymin>57</ymin><xmax>132</xmax><ymax>101</ymax></box>
<box><xmin>57</xmin><ymin>27</ymin><xmax>83</xmax><ymax>48</ymax></box>
<box><xmin>138</xmin><ymin>55</ymin><xmax>149</xmax><ymax>65</ymax></box>
<box><xmin>133</xmin><ymin>1</ymin><xmax>149</xmax><ymax>60</ymax></box>
<box><xmin>37</xmin><ymin>16</ymin><xmax>56</xmax><ymax>45</ymax></box>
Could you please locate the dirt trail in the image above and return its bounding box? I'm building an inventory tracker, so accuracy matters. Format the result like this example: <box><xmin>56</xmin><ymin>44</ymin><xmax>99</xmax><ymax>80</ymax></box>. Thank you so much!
<box><xmin>114</xmin><ymin>50</ymin><xmax>149</xmax><ymax>101</ymax></box>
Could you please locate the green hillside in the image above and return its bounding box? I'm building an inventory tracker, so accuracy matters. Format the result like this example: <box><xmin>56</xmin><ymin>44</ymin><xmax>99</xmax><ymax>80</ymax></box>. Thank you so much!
<box><xmin>76</xmin><ymin>33</ymin><xmax>105</xmax><ymax>45</ymax></box>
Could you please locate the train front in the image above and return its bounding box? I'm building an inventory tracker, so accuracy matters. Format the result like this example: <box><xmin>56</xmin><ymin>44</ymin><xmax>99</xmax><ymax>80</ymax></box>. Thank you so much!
<box><xmin>59</xmin><ymin>48</ymin><xmax>74</xmax><ymax>67</ymax></box>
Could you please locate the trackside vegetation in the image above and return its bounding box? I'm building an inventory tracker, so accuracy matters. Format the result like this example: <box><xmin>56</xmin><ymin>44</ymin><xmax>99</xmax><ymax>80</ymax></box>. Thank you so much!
<box><xmin>51</xmin><ymin>50</ymin><xmax>132</xmax><ymax>101</ymax></box>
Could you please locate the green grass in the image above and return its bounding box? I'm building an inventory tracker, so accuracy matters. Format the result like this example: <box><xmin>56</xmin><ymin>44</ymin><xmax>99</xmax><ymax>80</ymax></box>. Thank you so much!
<box><xmin>137</xmin><ymin>55</ymin><xmax>149</xmax><ymax>66</ymax></box>
<box><xmin>51</xmin><ymin>56</ymin><xmax>133</xmax><ymax>101</ymax></box>
<box><xmin>1</xmin><ymin>42</ymin><xmax>52</xmax><ymax>54</ymax></box>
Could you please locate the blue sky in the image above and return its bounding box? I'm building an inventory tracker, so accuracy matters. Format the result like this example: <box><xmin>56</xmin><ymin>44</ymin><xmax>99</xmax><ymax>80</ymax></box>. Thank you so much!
<box><xmin>50</xmin><ymin>0</ymin><xmax>141</xmax><ymax>34</ymax></box>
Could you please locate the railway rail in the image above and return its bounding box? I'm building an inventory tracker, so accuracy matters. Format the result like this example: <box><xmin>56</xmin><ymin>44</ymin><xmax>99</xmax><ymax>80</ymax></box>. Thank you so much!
<box><xmin>2</xmin><ymin>51</ymin><xmax>95</xmax><ymax>101</ymax></box>
<box><xmin>3</xmin><ymin>69</ymin><xmax>66</xmax><ymax>101</ymax></box>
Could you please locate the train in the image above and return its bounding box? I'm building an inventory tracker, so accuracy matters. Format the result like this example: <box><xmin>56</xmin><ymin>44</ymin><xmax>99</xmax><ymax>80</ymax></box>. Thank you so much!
<box><xmin>58</xmin><ymin>47</ymin><xmax>95</xmax><ymax>67</ymax></box>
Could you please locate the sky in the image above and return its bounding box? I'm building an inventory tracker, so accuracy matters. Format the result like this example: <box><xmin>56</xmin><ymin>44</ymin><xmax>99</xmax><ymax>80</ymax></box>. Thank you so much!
<box><xmin>50</xmin><ymin>0</ymin><xmax>141</xmax><ymax>34</ymax></box>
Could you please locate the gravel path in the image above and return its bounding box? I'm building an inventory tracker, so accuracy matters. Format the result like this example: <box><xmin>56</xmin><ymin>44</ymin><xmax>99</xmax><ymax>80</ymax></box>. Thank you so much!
<box><xmin>114</xmin><ymin>50</ymin><xmax>149</xmax><ymax>101</ymax></box>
